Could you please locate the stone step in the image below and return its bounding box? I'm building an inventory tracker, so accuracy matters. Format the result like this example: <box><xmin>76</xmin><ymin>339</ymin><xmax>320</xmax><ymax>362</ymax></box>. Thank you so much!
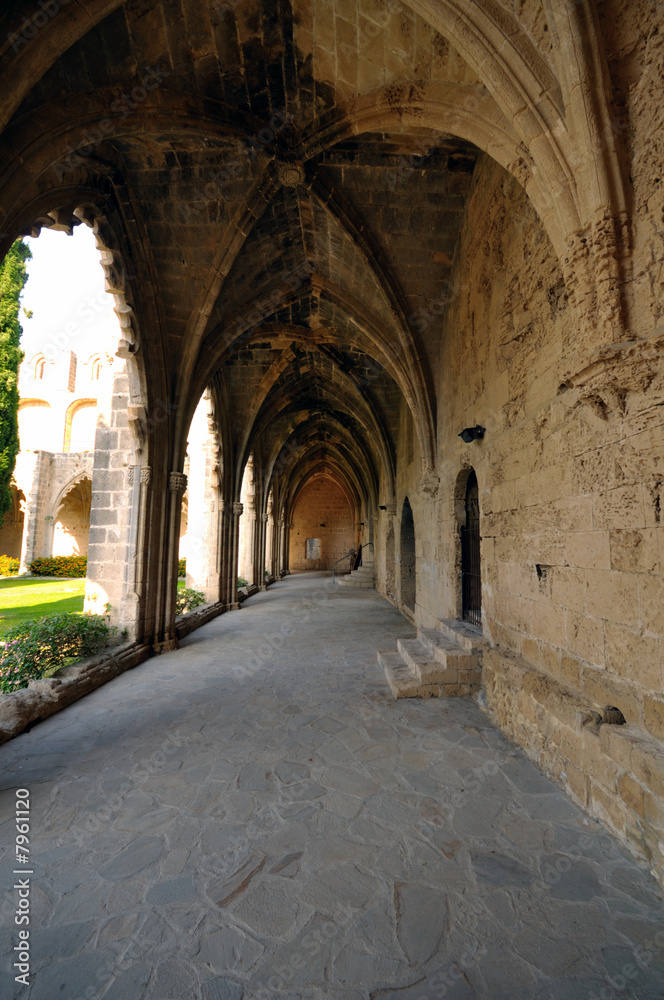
<box><xmin>436</xmin><ymin>618</ymin><xmax>487</xmax><ymax>653</ymax></box>
<box><xmin>379</xmin><ymin>629</ymin><xmax>482</xmax><ymax>700</ymax></box>
<box><xmin>417</xmin><ymin>630</ymin><xmax>481</xmax><ymax>676</ymax></box>
<box><xmin>397</xmin><ymin>638</ymin><xmax>456</xmax><ymax>685</ymax></box>
<box><xmin>378</xmin><ymin>651</ymin><xmax>439</xmax><ymax>699</ymax></box>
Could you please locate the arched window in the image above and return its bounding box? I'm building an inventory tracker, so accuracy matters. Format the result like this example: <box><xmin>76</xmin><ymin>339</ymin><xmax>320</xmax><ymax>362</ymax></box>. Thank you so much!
<box><xmin>90</xmin><ymin>357</ymin><xmax>101</xmax><ymax>380</ymax></box>
<box><xmin>461</xmin><ymin>470</ymin><xmax>481</xmax><ymax>628</ymax></box>
<box><xmin>35</xmin><ymin>356</ymin><xmax>45</xmax><ymax>379</ymax></box>
<box><xmin>400</xmin><ymin>497</ymin><xmax>416</xmax><ymax>612</ymax></box>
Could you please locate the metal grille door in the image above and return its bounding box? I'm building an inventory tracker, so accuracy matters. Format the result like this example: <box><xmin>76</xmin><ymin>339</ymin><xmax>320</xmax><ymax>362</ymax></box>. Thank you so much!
<box><xmin>461</xmin><ymin>472</ymin><xmax>481</xmax><ymax>628</ymax></box>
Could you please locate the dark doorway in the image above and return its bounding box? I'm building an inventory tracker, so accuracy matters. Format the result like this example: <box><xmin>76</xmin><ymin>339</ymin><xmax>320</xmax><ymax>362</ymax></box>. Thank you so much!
<box><xmin>461</xmin><ymin>470</ymin><xmax>481</xmax><ymax>627</ymax></box>
<box><xmin>400</xmin><ymin>497</ymin><xmax>416</xmax><ymax>612</ymax></box>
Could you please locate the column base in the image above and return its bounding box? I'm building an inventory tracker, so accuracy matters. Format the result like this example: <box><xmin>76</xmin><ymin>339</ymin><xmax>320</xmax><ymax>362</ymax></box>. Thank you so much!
<box><xmin>153</xmin><ymin>638</ymin><xmax>179</xmax><ymax>654</ymax></box>
<box><xmin>229</xmin><ymin>601</ymin><xmax>241</xmax><ymax>610</ymax></box>
<box><xmin>259</xmin><ymin>585</ymin><xmax>268</xmax><ymax>592</ymax></box>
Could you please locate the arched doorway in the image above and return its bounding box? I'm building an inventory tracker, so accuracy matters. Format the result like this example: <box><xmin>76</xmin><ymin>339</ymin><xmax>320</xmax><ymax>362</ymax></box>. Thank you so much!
<box><xmin>52</xmin><ymin>477</ymin><xmax>92</xmax><ymax>557</ymax></box>
<box><xmin>461</xmin><ymin>470</ymin><xmax>481</xmax><ymax>628</ymax></box>
<box><xmin>400</xmin><ymin>497</ymin><xmax>416</xmax><ymax>612</ymax></box>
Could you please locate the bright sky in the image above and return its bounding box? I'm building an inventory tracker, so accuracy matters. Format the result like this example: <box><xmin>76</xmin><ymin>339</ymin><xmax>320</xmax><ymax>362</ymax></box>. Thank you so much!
<box><xmin>20</xmin><ymin>225</ymin><xmax>120</xmax><ymax>360</ymax></box>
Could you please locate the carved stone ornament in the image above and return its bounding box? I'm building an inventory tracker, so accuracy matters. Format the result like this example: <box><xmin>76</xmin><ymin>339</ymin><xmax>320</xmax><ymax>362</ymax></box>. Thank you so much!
<box><xmin>140</xmin><ymin>466</ymin><xmax>152</xmax><ymax>486</ymax></box>
<box><xmin>233</xmin><ymin>502</ymin><xmax>244</xmax><ymax>517</ymax></box>
<box><xmin>419</xmin><ymin>464</ymin><xmax>440</xmax><ymax>498</ymax></box>
<box><xmin>564</xmin><ymin>327</ymin><xmax>664</xmax><ymax>418</ymax></box>
<box><xmin>277</xmin><ymin>161</ymin><xmax>305</xmax><ymax>187</ymax></box>
<box><xmin>261</xmin><ymin>513</ymin><xmax>270</xmax><ymax>523</ymax></box>
<box><xmin>169</xmin><ymin>472</ymin><xmax>187</xmax><ymax>495</ymax></box>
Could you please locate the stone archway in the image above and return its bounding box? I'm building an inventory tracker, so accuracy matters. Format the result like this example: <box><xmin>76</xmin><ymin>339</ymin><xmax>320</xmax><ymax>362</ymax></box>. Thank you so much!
<box><xmin>52</xmin><ymin>476</ymin><xmax>92</xmax><ymax>557</ymax></box>
<box><xmin>400</xmin><ymin>497</ymin><xmax>416</xmax><ymax>613</ymax></box>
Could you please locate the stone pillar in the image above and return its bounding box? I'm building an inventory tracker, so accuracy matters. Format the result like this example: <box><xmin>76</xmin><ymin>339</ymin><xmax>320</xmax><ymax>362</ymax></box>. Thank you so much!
<box><xmin>153</xmin><ymin>470</ymin><xmax>187</xmax><ymax>652</ymax></box>
<box><xmin>229</xmin><ymin>501</ymin><xmax>244</xmax><ymax>609</ymax></box>
<box><xmin>384</xmin><ymin>501</ymin><xmax>397</xmax><ymax>601</ymax></box>
<box><xmin>84</xmin><ymin>355</ymin><xmax>145</xmax><ymax>635</ymax></box>
<box><xmin>257</xmin><ymin>512</ymin><xmax>269</xmax><ymax>589</ymax></box>
<box><xmin>277</xmin><ymin>515</ymin><xmax>286</xmax><ymax>577</ymax></box>
<box><xmin>238</xmin><ymin>499</ymin><xmax>254</xmax><ymax>583</ymax></box>
<box><xmin>17</xmin><ymin>451</ymin><xmax>49</xmax><ymax>574</ymax></box>
<box><xmin>183</xmin><ymin>400</ymin><xmax>220</xmax><ymax>602</ymax></box>
<box><xmin>133</xmin><ymin>466</ymin><xmax>152</xmax><ymax>604</ymax></box>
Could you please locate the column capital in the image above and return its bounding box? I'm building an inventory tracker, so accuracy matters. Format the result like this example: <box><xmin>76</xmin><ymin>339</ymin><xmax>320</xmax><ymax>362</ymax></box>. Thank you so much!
<box><xmin>261</xmin><ymin>513</ymin><xmax>269</xmax><ymax>523</ymax></box>
<box><xmin>233</xmin><ymin>502</ymin><xmax>244</xmax><ymax>517</ymax></box>
<box><xmin>169</xmin><ymin>471</ymin><xmax>187</xmax><ymax>495</ymax></box>
<box><xmin>140</xmin><ymin>466</ymin><xmax>152</xmax><ymax>486</ymax></box>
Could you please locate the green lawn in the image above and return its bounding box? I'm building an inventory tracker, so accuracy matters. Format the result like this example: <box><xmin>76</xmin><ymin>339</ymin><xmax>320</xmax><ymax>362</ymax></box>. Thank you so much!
<box><xmin>0</xmin><ymin>578</ymin><xmax>86</xmax><ymax>635</ymax></box>
<box><xmin>0</xmin><ymin>577</ymin><xmax>187</xmax><ymax>636</ymax></box>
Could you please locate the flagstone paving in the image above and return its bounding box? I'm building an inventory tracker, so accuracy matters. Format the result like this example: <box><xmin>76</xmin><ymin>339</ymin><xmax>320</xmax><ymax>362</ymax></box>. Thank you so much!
<box><xmin>1</xmin><ymin>573</ymin><xmax>664</xmax><ymax>999</ymax></box>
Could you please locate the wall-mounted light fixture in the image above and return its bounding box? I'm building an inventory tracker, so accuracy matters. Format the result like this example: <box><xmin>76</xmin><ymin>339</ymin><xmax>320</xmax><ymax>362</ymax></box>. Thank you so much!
<box><xmin>458</xmin><ymin>425</ymin><xmax>485</xmax><ymax>443</ymax></box>
<box><xmin>378</xmin><ymin>505</ymin><xmax>387</xmax><ymax>510</ymax></box>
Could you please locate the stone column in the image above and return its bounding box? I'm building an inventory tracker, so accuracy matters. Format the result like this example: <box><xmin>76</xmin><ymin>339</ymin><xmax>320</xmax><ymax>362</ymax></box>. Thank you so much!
<box><xmin>277</xmin><ymin>515</ymin><xmax>286</xmax><ymax>577</ymax></box>
<box><xmin>384</xmin><ymin>501</ymin><xmax>397</xmax><ymax>601</ymax></box>
<box><xmin>17</xmin><ymin>451</ymin><xmax>49</xmax><ymax>574</ymax></box>
<box><xmin>133</xmin><ymin>466</ymin><xmax>152</xmax><ymax>603</ymax></box>
<box><xmin>238</xmin><ymin>499</ymin><xmax>254</xmax><ymax>584</ymax></box>
<box><xmin>84</xmin><ymin>354</ymin><xmax>146</xmax><ymax>637</ymax></box>
<box><xmin>257</xmin><ymin>512</ymin><xmax>269</xmax><ymax>589</ymax></box>
<box><xmin>183</xmin><ymin>403</ymin><xmax>220</xmax><ymax>602</ymax></box>
<box><xmin>152</xmin><ymin>470</ymin><xmax>187</xmax><ymax>653</ymax></box>
<box><xmin>229</xmin><ymin>501</ymin><xmax>244</xmax><ymax>609</ymax></box>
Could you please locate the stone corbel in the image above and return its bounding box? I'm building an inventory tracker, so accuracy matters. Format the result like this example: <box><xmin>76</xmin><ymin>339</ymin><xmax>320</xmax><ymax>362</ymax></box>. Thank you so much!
<box><xmin>169</xmin><ymin>472</ymin><xmax>188</xmax><ymax>495</ymax></box>
<box><xmin>419</xmin><ymin>462</ymin><xmax>440</xmax><ymax>498</ymax></box>
<box><xmin>127</xmin><ymin>404</ymin><xmax>147</xmax><ymax>455</ymax></box>
<box><xmin>564</xmin><ymin>327</ymin><xmax>664</xmax><ymax>418</ymax></box>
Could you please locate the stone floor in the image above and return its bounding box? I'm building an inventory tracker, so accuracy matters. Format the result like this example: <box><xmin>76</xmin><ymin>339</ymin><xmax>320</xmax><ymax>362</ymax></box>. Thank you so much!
<box><xmin>1</xmin><ymin>573</ymin><xmax>664</xmax><ymax>1000</ymax></box>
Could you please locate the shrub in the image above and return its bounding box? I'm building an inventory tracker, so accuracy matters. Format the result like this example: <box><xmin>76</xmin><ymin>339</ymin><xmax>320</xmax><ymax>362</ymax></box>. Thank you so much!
<box><xmin>0</xmin><ymin>555</ymin><xmax>19</xmax><ymax>575</ymax></box>
<box><xmin>0</xmin><ymin>612</ymin><xmax>115</xmax><ymax>694</ymax></box>
<box><xmin>178</xmin><ymin>557</ymin><xmax>186</xmax><ymax>578</ymax></box>
<box><xmin>175</xmin><ymin>587</ymin><xmax>206</xmax><ymax>615</ymax></box>
<box><xmin>237</xmin><ymin>576</ymin><xmax>248</xmax><ymax>589</ymax></box>
<box><xmin>29</xmin><ymin>555</ymin><xmax>87</xmax><ymax>578</ymax></box>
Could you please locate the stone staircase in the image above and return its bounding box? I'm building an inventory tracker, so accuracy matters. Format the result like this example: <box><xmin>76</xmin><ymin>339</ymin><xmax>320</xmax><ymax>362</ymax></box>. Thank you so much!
<box><xmin>335</xmin><ymin>562</ymin><xmax>375</xmax><ymax>589</ymax></box>
<box><xmin>378</xmin><ymin>619</ymin><xmax>487</xmax><ymax>698</ymax></box>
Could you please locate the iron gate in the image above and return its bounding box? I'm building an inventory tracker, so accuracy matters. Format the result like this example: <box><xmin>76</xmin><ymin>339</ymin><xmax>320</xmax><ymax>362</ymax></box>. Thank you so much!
<box><xmin>461</xmin><ymin>472</ymin><xmax>481</xmax><ymax>628</ymax></box>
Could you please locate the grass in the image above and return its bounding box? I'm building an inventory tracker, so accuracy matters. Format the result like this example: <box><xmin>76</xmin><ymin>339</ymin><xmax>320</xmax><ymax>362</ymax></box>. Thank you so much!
<box><xmin>0</xmin><ymin>578</ymin><xmax>86</xmax><ymax>636</ymax></box>
<box><xmin>0</xmin><ymin>577</ymin><xmax>187</xmax><ymax>636</ymax></box>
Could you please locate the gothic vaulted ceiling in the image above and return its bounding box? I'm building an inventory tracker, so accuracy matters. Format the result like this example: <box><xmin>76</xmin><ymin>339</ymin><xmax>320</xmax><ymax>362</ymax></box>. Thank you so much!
<box><xmin>2</xmin><ymin>0</ymin><xmax>606</xmax><ymax>509</ymax></box>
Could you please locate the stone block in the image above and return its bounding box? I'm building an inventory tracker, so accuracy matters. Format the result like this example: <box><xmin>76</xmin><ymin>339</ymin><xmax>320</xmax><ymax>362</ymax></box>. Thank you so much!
<box><xmin>605</xmin><ymin>622</ymin><xmax>661</xmax><ymax>690</ymax></box>
<box><xmin>581</xmin><ymin>666</ymin><xmax>642</xmax><ymax>725</ymax></box>
<box><xmin>598</xmin><ymin>722</ymin><xmax>634</xmax><ymax>772</ymax></box>
<box><xmin>610</xmin><ymin>528</ymin><xmax>659</xmax><ymax>574</ymax></box>
<box><xmin>561</xmin><ymin>653</ymin><xmax>581</xmax><ymax>690</ymax></box>
<box><xmin>584</xmin><ymin>569</ymin><xmax>640</xmax><ymax>628</ymax></box>
<box><xmin>589</xmin><ymin>778</ymin><xmax>626</xmax><ymax>837</ymax></box>
<box><xmin>644</xmin><ymin>694</ymin><xmax>664</xmax><ymax>741</ymax></box>
<box><xmin>593</xmin><ymin>485</ymin><xmax>645</xmax><ymax>531</ymax></box>
<box><xmin>565</xmin><ymin>761</ymin><xmax>589</xmax><ymax>806</ymax></box>
<box><xmin>618</xmin><ymin>772</ymin><xmax>645</xmax><ymax>817</ymax></box>
<box><xmin>565</xmin><ymin>609</ymin><xmax>604</xmax><ymax>665</ymax></box>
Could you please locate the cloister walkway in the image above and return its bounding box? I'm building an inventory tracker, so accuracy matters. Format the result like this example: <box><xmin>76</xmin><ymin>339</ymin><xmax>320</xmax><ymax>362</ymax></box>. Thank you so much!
<box><xmin>1</xmin><ymin>573</ymin><xmax>663</xmax><ymax>999</ymax></box>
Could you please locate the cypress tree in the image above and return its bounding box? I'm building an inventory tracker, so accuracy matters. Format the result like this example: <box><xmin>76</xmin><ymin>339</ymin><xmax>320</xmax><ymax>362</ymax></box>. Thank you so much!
<box><xmin>0</xmin><ymin>239</ymin><xmax>31</xmax><ymax>520</ymax></box>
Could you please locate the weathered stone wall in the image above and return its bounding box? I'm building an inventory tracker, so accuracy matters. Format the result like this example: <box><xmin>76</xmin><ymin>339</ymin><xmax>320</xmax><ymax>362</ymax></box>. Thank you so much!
<box><xmin>290</xmin><ymin>476</ymin><xmax>355</xmax><ymax>571</ymax></box>
<box><xmin>384</xmin><ymin>152</ymin><xmax>664</xmax><ymax>878</ymax></box>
